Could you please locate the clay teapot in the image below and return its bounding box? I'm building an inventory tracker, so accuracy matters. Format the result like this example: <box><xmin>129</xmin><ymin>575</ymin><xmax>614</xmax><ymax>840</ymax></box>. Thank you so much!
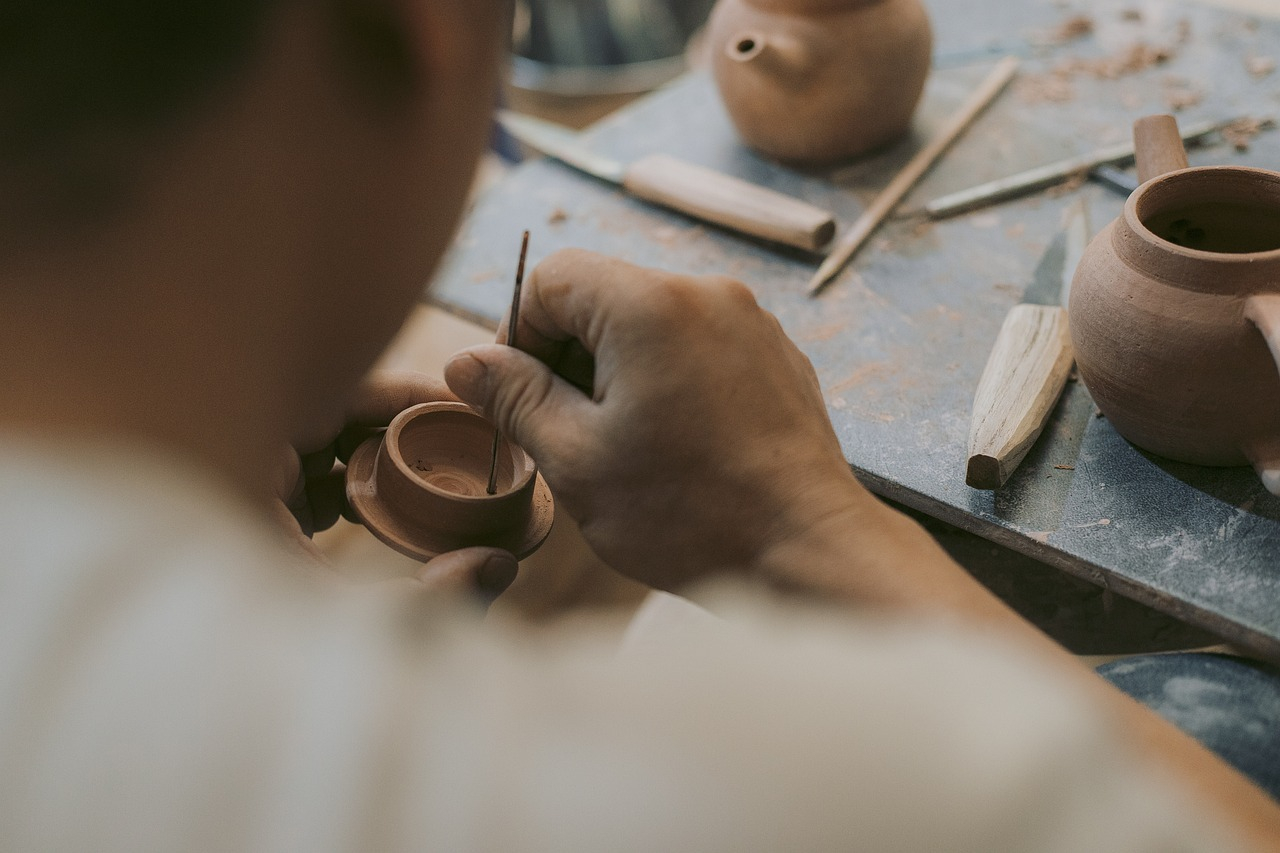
<box><xmin>345</xmin><ymin>402</ymin><xmax>554</xmax><ymax>561</ymax></box>
<box><xmin>1069</xmin><ymin>114</ymin><xmax>1280</xmax><ymax>493</ymax></box>
<box><xmin>705</xmin><ymin>0</ymin><xmax>933</xmax><ymax>166</ymax></box>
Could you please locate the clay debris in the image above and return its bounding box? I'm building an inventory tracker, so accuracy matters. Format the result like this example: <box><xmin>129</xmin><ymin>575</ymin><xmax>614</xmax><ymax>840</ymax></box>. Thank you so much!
<box><xmin>1020</xmin><ymin>12</ymin><xmax>1191</xmax><ymax>105</ymax></box>
<box><xmin>1161</xmin><ymin>75</ymin><xmax>1203</xmax><ymax>112</ymax></box>
<box><xmin>1246</xmin><ymin>55</ymin><xmax>1276</xmax><ymax>78</ymax></box>
<box><xmin>1221</xmin><ymin>117</ymin><xmax>1277</xmax><ymax>152</ymax></box>
<box><xmin>1060</xmin><ymin>41</ymin><xmax>1176</xmax><ymax>79</ymax></box>
<box><xmin>1035</xmin><ymin>14</ymin><xmax>1095</xmax><ymax>45</ymax></box>
<box><xmin>1020</xmin><ymin>41</ymin><xmax>1181</xmax><ymax>104</ymax></box>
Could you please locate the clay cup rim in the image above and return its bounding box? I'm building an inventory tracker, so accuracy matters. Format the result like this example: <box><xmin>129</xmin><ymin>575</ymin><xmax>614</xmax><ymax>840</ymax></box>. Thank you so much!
<box><xmin>1125</xmin><ymin>165</ymin><xmax>1280</xmax><ymax>265</ymax></box>
<box><xmin>384</xmin><ymin>402</ymin><xmax>536</xmax><ymax>503</ymax></box>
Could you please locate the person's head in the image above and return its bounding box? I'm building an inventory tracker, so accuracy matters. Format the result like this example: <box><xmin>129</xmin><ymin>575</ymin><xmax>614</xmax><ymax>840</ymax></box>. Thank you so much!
<box><xmin>0</xmin><ymin>1</ymin><xmax>511</xmax><ymax>481</ymax></box>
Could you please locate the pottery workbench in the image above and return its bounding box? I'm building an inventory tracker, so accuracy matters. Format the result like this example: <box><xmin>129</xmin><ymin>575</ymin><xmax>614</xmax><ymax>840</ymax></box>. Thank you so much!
<box><xmin>432</xmin><ymin>0</ymin><xmax>1280</xmax><ymax>660</ymax></box>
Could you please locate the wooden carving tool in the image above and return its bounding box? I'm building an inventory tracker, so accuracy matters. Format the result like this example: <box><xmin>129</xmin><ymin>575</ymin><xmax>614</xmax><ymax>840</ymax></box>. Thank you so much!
<box><xmin>923</xmin><ymin>117</ymin><xmax>1235</xmax><ymax>219</ymax></box>
<box><xmin>966</xmin><ymin>201</ymin><xmax>1090</xmax><ymax>489</ymax></box>
<box><xmin>498</xmin><ymin>111</ymin><xmax>836</xmax><ymax>252</ymax></box>
<box><xmin>488</xmin><ymin>231</ymin><xmax>530</xmax><ymax>495</ymax></box>
<box><xmin>807</xmin><ymin>56</ymin><xmax>1019</xmax><ymax>296</ymax></box>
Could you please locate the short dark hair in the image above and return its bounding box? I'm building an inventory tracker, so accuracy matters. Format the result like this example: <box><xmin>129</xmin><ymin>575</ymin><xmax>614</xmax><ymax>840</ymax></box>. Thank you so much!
<box><xmin>0</xmin><ymin>1</ymin><xmax>274</xmax><ymax>234</ymax></box>
<box><xmin>0</xmin><ymin>1</ymin><xmax>421</xmax><ymax>242</ymax></box>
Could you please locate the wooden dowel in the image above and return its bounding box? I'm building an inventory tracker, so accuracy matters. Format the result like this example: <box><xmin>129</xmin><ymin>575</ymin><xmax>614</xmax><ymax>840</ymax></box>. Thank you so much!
<box><xmin>808</xmin><ymin>56</ymin><xmax>1020</xmax><ymax>296</ymax></box>
<box><xmin>487</xmin><ymin>231</ymin><xmax>530</xmax><ymax>496</ymax></box>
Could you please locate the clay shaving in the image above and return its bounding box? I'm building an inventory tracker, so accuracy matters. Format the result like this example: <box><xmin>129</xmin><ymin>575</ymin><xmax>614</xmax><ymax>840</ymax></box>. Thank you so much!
<box><xmin>1020</xmin><ymin>41</ymin><xmax>1180</xmax><ymax>104</ymax></box>
<box><xmin>1220</xmin><ymin>117</ymin><xmax>1277</xmax><ymax>152</ymax></box>
<box><xmin>1059</xmin><ymin>41</ymin><xmax>1176</xmax><ymax>79</ymax></box>
<box><xmin>1161</xmin><ymin>76</ymin><xmax>1203</xmax><ymax>112</ymax></box>
<box><xmin>1036</xmin><ymin>14</ymin><xmax>1095</xmax><ymax>45</ymax></box>
<box><xmin>1246</xmin><ymin>55</ymin><xmax>1276</xmax><ymax>78</ymax></box>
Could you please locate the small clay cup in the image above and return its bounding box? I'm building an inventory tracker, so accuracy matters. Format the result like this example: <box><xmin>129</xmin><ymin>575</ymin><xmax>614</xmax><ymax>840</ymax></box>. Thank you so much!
<box><xmin>1069</xmin><ymin>115</ymin><xmax>1280</xmax><ymax>493</ymax></box>
<box><xmin>345</xmin><ymin>402</ymin><xmax>554</xmax><ymax>560</ymax></box>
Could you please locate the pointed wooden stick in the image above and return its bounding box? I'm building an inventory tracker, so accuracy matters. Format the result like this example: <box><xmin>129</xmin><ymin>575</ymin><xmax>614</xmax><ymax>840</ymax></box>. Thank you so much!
<box><xmin>487</xmin><ymin>231</ymin><xmax>531</xmax><ymax>495</ymax></box>
<box><xmin>808</xmin><ymin>56</ymin><xmax>1019</xmax><ymax>296</ymax></box>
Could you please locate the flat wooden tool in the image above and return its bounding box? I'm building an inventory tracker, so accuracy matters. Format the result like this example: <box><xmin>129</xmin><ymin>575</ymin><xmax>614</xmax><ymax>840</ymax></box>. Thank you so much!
<box><xmin>808</xmin><ymin>56</ymin><xmax>1019</xmax><ymax>295</ymax></box>
<box><xmin>966</xmin><ymin>307</ymin><xmax>1074</xmax><ymax>489</ymax></box>
<box><xmin>966</xmin><ymin>202</ymin><xmax>1089</xmax><ymax>489</ymax></box>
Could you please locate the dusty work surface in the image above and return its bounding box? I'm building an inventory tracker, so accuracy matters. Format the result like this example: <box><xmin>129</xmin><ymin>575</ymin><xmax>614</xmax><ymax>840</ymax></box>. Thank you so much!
<box><xmin>432</xmin><ymin>0</ymin><xmax>1280</xmax><ymax>660</ymax></box>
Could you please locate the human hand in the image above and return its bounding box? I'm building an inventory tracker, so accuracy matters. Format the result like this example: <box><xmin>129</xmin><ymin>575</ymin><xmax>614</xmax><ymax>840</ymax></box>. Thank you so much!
<box><xmin>444</xmin><ymin>249</ymin><xmax>874</xmax><ymax>591</ymax></box>
<box><xmin>274</xmin><ymin>371</ymin><xmax>518</xmax><ymax>603</ymax></box>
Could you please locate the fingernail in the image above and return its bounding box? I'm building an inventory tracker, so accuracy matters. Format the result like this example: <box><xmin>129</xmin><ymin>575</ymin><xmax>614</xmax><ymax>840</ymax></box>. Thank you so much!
<box><xmin>475</xmin><ymin>553</ymin><xmax>518</xmax><ymax>602</ymax></box>
<box><xmin>445</xmin><ymin>353</ymin><xmax>490</xmax><ymax>408</ymax></box>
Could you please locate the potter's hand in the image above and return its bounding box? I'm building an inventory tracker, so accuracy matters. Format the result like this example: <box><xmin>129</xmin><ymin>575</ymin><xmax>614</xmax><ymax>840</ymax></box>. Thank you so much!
<box><xmin>444</xmin><ymin>249</ymin><xmax>870</xmax><ymax>590</ymax></box>
<box><xmin>274</xmin><ymin>371</ymin><xmax>518</xmax><ymax>603</ymax></box>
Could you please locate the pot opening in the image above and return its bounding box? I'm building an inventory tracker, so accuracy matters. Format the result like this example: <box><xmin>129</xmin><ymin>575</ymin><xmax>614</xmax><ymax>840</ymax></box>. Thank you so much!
<box><xmin>1135</xmin><ymin>168</ymin><xmax>1280</xmax><ymax>256</ymax></box>
<box><xmin>1143</xmin><ymin>202</ymin><xmax>1280</xmax><ymax>254</ymax></box>
<box><xmin>394</xmin><ymin>410</ymin><xmax>528</xmax><ymax>498</ymax></box>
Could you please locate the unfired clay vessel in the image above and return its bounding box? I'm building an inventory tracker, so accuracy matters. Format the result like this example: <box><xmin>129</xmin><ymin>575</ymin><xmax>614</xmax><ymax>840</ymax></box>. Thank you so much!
<box><xmin>1069</xmin><ymin>114</ymin><xmax>1280</xmax><ymax>494</ymax></box>
<box><xmin>345</xmin><ymin>402</ymin><xmax>554</xmax><ymax>560</ymax></box>
<box><xmin>706</xmin><ymin>0</ymin><xmax>933</xmax><ymax>165</ymax></box>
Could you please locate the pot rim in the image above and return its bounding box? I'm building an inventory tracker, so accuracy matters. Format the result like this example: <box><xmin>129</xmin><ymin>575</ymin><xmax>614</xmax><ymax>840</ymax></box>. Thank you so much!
<box><xmin>384</xmin><ymin>402</ymin><xmax>536</xmax><ymax>505</ymax></box>
<box><xmin>1123</xmin><ymin>165</ymin><xmax>1280</xmax><ymax>265</ymax></box>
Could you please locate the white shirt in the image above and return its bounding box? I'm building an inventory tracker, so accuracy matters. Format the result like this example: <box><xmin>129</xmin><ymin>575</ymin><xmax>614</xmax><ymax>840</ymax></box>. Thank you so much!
<box><xmin>0</xmin><ymin>437</ymin><xmax>1237</xmax><ymax>852</ymax></box>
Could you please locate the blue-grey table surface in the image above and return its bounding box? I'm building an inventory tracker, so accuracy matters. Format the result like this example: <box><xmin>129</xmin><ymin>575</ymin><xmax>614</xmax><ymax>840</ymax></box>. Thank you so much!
<box><xmin>432</xmin><ymin>0</ymin><xmax>1280</xmax><ymax>659</ymax></box>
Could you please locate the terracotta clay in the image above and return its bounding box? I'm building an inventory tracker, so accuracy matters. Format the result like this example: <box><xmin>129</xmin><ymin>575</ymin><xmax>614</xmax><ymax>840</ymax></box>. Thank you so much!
<box><xmin>345</xmin><ymin>402</ymin><xmax>554</xmax><ymax>560</ymax></box>
<box><xmin>1069</xmin><ymin>114</ymin><xmax>1280</xmax><ymax>494</ymax></box>
<box><xmin>706</xmin><ymin>0</ymin><xmax>933</xmax><ymax>165</ymax></box>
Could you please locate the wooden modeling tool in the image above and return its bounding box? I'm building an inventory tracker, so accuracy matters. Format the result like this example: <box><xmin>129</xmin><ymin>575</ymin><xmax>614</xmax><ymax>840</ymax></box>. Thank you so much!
<box><xmin>488</xmin><ymin>231</ymin><xmax>530</xmax><ymax>495</ymax></box>
<box><xmin>808</xmin><ymin>56</ymin><xmax>1020</xmax><ymax>296</ymax></box>
<box><xmin>966</xmin><ymin>200</ymin><xmax>1090</xmax><ymax>489</ymax></box>
<box><xmin>922</xmin><ymin>117</ymin><xmax>1236</xmax><ymax>219</ymax></box>
<box><xmin>498</xmin><ymin>110</ymin><xmax>836</xmax><ymax>252</ymax></box>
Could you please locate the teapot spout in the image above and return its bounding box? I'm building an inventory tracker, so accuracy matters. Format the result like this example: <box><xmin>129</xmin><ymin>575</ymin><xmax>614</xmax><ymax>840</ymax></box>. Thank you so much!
<box><xmin>1134</xmin><ymin>114</ymin><xmax>1191</xmax><ymax>183</ymax></box>
<box><xmin>724</xmin><ymin>31</ymin><xmax>813</xmax><ymax>82</ymax></box>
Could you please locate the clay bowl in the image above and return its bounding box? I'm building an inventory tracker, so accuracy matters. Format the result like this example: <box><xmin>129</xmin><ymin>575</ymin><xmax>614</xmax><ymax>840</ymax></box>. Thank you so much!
<box><xmin>345</xmin><ymin>402</ymin><xmax>554</xmax><ymax>561</ymax></box>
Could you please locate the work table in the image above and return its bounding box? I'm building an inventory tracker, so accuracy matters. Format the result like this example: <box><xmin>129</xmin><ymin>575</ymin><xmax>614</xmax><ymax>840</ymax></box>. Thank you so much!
<box><xmin>432</xmin><ymin>0</ymin><xmax>1280</xmax><ymax>660</ymax></box>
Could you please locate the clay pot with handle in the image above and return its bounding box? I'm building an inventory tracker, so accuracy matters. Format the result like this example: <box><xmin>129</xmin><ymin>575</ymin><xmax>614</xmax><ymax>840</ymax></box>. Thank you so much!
<box><xmin>706</xmin><ymin>0</ymin><xmax>933</xmax><ymax>166</ymax></box>
<box><xmin>1069</xmin><ymin>114</ymin><xmax>1280</xmax><ymax>494</ymax></box>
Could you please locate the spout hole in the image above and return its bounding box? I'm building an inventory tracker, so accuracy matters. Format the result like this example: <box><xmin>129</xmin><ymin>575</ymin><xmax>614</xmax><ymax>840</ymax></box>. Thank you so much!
<box><xmin>727</xmin><ymin>32</ymin><xmax>764</xmax><ymax>62</ymax></box>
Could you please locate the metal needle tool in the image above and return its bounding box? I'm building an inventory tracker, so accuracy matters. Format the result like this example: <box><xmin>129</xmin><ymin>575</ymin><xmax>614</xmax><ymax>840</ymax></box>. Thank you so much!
<box><xmin>487</xmin><ymin>231</ymin><xmax>531</xmax><ymax>495</ymax></box>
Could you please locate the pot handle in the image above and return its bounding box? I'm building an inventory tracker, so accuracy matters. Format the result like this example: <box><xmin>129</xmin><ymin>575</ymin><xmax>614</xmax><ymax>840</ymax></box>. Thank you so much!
<box><xmin>1243</xmin><ymin>294</ymin><xmax>1280</xmax><ymax>495</ymax></box>
<box><xmin>1134</xmin><ymin>115</ymin><xmax>1190</xmax><ymax>184</ymax></box>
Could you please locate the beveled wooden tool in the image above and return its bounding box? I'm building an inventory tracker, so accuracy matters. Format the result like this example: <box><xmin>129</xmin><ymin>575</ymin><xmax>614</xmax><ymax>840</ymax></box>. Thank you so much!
<box><xmin>498</xmin><ymin>110</ymin><xmax>836</xmax><ymax>252</ymax></box>
<box><xmin>808</xmin><ymin>56</ymin><xmax>1019</xmax><ymax>296</ymax></box>
<box><xmin>966</xmin><ymin>201</ymin><xmax>1090</xmax><ymax>489</ymax></box>
<box><xmin>488</xmin><ymin>231</ymin><xmax>530</xmax><ymax>494</ymax></box>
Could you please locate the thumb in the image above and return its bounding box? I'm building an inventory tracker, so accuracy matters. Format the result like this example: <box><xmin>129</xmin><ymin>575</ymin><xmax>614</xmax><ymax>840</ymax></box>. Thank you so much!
<box><xmin>417</xmin><ymin>547</ymin><xmax>519</xmax><ymax>607</ymax></box>
<box><xmin>445</xmin><ymin>345</ymin><xmax>591</xmax><ymax>462</ymax></box>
